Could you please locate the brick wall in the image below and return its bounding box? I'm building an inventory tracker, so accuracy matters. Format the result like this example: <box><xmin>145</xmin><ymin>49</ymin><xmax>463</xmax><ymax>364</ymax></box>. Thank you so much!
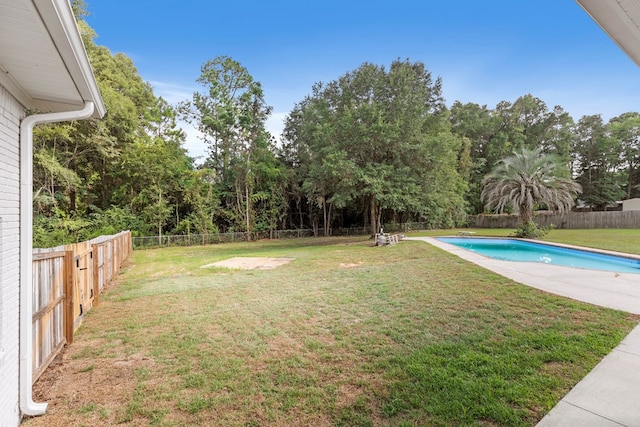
<box><xmin>0</xmin><ymin>84</ymin><xmax>24</xmax><ymax>425</ymax></box>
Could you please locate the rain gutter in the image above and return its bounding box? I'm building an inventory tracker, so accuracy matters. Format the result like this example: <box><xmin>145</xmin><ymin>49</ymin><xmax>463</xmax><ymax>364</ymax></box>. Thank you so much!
<box><xmin>19</xmin><ymin>101</ymin><xmax>96</xmax><ymax>416</ymax></box>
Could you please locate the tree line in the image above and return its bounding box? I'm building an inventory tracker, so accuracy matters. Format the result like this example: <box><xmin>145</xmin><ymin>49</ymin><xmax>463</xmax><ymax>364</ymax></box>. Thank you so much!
<box><xmin>32</xmin><ymin>3</ymin><xmax>640</xmax><ymax>246</ymax></box>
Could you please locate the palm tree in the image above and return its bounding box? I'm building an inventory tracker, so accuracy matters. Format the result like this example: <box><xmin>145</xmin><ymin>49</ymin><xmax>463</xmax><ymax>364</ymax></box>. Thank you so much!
<box><xmin>481</xmin><ymin>147</ymin><xmax>581</xmax><ymax>234</ymax></box>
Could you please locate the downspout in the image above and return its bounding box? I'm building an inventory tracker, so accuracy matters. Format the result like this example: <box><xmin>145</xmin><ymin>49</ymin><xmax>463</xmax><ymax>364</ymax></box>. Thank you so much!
<box><xmin>19</xmin><ymin>101</ymin><xmax>95</xmax><ymax>416</ymax></box>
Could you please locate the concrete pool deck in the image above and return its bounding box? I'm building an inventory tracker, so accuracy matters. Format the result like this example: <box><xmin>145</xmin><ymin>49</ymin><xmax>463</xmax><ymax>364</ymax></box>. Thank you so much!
<box><xmin>407</xmin><ymin>237</ymin><xmax>640</xmax><ymax>427</ymax></box>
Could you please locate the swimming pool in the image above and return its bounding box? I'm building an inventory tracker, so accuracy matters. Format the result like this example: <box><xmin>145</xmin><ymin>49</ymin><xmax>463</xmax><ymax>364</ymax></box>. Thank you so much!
<box><xmin>436</xmin><ymin>237</ymin><xmax>640</xmax><ymax>274</ymax></box>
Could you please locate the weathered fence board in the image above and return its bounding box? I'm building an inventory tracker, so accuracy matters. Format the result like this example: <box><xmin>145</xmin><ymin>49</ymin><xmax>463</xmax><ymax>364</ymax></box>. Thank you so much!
<box><xmin>32</xmin><ymin>250</ymin><xmax>67</xmax><ymax>384</ymax></box>
<box><xmin>468</xmin><ymin>211</ymin><xmax>640</xmax><ymax>229</ymax></box>
<box><xmin>32</xmin><ymin>230</ymin><xmax>132</xmax><ymax>384</ymax></box>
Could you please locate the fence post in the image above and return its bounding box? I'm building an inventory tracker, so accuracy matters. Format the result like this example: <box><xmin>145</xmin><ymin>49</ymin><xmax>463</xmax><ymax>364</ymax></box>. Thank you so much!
<box><xmin>120</xmin><ymin>233</ymin><xmax>125</xmax><ymax>266</ymax></box>
<box><xmin>63</xmin><ymin>250</ymin><xmax>75</xmax><ymax>344</ymax></box>
<box><xmin>109</xmin><ymin>238</ymin><xmax>115</xmax><ymax>283</ymax></box>
<box><xmin>92</xmin><ymin>243</ymin><xmax>100</xmax><ymax>307</ymax></box>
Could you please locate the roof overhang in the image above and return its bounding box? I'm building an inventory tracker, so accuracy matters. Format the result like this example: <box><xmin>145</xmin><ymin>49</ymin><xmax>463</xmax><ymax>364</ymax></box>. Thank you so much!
<box><xmin>576</xmin><ymin>0</ymin><xmax>640</xmax><ymax>67</ymax></box>
<box><xmin>0</xmin><ymin>0</ymin><xmax>105</xmax><ymax>117</ymax></box>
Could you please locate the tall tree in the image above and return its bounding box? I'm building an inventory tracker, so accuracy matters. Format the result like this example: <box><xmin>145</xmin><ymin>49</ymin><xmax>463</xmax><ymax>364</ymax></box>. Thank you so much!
<box><xmin>451</xmin><ymin>96</ymin><xmax>576</xmax><ymax>215</ymax></box>
<box><xmin>181</xmin><ymin>56</ymin><xmax>281</xmax><ymax>236</ymax></box>
<box><xmin>608</xmin><ymin>112</ymin><xmax>640</xmax><ymax>199</ymax></box>
<box><xmin>33</xmin><ymin>123</ymin><xmax>83</xmax><ymax>215</ymax></box>
<box><xmin>573</xmin><ymin>115</ymin><xmax>623</xmax><ymax>209</ymax></box>
<box><xmin>116</xmin><ymin>102</ymin><xmax>192</xmax><ymax>239</ymax></box>
<box><xmin>450</xmin><ymin>101</ymin><xmax>499</xmax><ymax>213</ymax></box>
<box><xmin>541</xmin><ymin>106</ymin><xmax>575</xmax><ymax>165</ymax></box>
<box><xmin>75</xmin><ymin>11</ymin><xmax>160</xmax><ymax>209</ymax></box>
<box><xmin>509</xmin><ymin>94</ymin><xmax>552</xmax><ymax>150</ymax></box>
<box><xmin>481</xmin><ymin>147</ymin><xmax>581</xmax><ymax>236</ymax></box>
<box><xmin>283</xmin><ymin>59</ymin><xmax>467</xmax><ymax>235</ymax></box>
<box><xmin>32</xmin><ymin>16</ymin><xmax>157</xmax><ymax>235</ymax></box>
<box><xmin>32</xmin><ymin>3</ymin><xmax>197</xmax><ymax>243</ymax></box>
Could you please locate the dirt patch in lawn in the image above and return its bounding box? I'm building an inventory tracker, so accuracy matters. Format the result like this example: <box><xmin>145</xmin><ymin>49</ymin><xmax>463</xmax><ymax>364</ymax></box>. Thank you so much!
<box><xmin>339</xmin><ymin>261</ymin><xmax>363</xmax><ymax>268</ymax></box>
<box><xmin>25</xmin><ymin>345</ymin><xmax>152</xmax><ymax>426</ymax></box>
<box><xmin>201</xmin><ymin>257</ymin><xmax>294</xmax><ymax>270</ymax></box>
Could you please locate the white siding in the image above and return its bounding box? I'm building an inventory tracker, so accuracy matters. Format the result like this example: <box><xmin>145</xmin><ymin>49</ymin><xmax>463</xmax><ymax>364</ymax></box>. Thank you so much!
<box><xmin>0</xmin><ymin>84</ymin><xmax>23</xmax><ymax>425</ymax></box>
<box><xmin>622</xmin><ymin>198</ymin><xmax>640</xmax><ymax>211</ymax></box>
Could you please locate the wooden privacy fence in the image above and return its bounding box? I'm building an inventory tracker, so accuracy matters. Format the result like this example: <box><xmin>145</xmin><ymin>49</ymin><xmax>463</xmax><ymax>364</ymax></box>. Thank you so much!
<box><xmin>31</xmin><ymin>230</ymin><xmax>132</xmax><ymax>383</ymax></box>
<box><xmin>468</xmin><ymin>211</ymin><xmax>640</xmax><ymax>229</ymax></box>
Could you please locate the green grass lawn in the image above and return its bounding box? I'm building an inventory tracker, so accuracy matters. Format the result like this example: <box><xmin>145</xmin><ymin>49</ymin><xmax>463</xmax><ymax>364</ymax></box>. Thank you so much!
<box><xmin>542</xmin><ymin>228</ymin><xmax>640</xmax><ymax>255</ymax></box>
<box><xmin>28</xmin><ymin>233</ymin><xmax>640</xmax><ymax>426</ymax></box>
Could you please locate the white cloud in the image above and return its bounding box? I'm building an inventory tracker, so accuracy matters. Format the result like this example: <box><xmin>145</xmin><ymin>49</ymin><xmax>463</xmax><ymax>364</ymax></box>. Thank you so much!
<box><xmin>266</xmin><ymin>111</ymin><xmax>288</xmax><ymax>143</ymax></box>
<box><xmin>178</xmin><ymin>119</ymin><xmax>208</xmax><ymax>165</ymax></box>
<box><xmin>148</xmin><ymin>80</ymin><xmax>196</xmax><ymax>105</ymax></box>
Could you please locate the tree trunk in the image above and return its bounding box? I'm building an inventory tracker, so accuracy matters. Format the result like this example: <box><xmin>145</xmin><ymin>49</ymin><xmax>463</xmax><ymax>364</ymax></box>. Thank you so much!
<box><xmin>322</xmin><ymin>197</ymin><xmax>328</xmax><ymax>237</ymax></box>
<box><xmin>176</xmin><ymin>203</ymin><xmax>180</xmax><ymax>231</ymax></box>
<box><xmin>69</xmin><ymin>188</ymin><xmax>76</xmax><ymax>212</ymax></box>
<box><xmin>245</xmin><ymin>150</ymin><xmax>252</xmax><ymax>241</ymax></box>
<box><xmin>69</xmin><ymin>158</ymin><xmax>76</xmax><ymax>212</ymax></box>
<box><xmin>158</xmin><ymin>190</ymin><xmax>163</xmax><ymax>245</ymax></box>
<box><xmin>520</xmin><ymin>204</ymin><xmax>533</xmax><ymax>225</ymax></box>
<box><xmin>298</xmin><ymin>196</ymin><xmax>304</xmax><ymax>229</ymax></box>
<box><xmin>245</xmin><ymin>180</ymin><xmax>251</xmax><ymax>241</ymax></box>
<box><xmin>369</xmin><ymin>196</ymin><xmax>377</xmax><ymax>236</ymax></box>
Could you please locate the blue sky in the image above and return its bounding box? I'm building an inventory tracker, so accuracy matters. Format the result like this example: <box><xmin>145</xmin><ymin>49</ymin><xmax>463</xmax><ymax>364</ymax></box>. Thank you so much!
<box><xmin>85</xmin><ymin>0</ymin><xmax>640</xmax><ymax>161</ymax></box>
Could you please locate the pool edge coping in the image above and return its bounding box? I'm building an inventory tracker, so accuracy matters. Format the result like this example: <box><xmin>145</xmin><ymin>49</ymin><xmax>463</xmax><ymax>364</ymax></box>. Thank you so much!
<box><xmin>435</xmin><ymin>235</ymin><xmax>640</xmax><ymax>262</ymax></box>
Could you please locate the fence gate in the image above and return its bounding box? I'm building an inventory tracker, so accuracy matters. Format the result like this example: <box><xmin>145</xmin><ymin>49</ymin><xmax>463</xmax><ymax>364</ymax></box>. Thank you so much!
<box><xmin>73</xmin><ymin>248</ymin><xmax>95</xmax><ymax>329</ymax></box>
<box><xmin>31</xmin><ymin>250</ymin><xmax>71</xmax><ymax>383</ymax></box>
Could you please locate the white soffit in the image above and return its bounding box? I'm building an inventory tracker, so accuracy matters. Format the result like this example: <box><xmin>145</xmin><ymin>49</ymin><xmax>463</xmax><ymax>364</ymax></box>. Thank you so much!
<box><xmin>0</xmin><ymin>0</ymin><xmax>104</xmax><ymax>117</ymax></box>
<box><xmin>577</xmin><ymin>0</ymin><xmax>640</xmax><ymax>67</ymax></box>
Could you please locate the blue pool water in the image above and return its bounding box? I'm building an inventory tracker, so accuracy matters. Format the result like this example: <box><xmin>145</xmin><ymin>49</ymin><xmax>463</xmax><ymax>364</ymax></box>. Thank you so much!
<box><xmin>437</xmin><ymin>237</ymin><xmax>640</xmax><ymax>274</ymax></box>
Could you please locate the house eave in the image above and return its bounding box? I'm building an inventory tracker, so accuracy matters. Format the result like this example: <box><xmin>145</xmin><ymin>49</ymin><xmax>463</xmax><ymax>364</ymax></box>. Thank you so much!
<box><xmin>0</xmin><ymin>0</ymin><xmax>105</xmax><ymax>117</ymax></box>
<box><xmin>576</xmin><ymin>0</ymin><xmax>640</xmax><ymax>67</ymax></box>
